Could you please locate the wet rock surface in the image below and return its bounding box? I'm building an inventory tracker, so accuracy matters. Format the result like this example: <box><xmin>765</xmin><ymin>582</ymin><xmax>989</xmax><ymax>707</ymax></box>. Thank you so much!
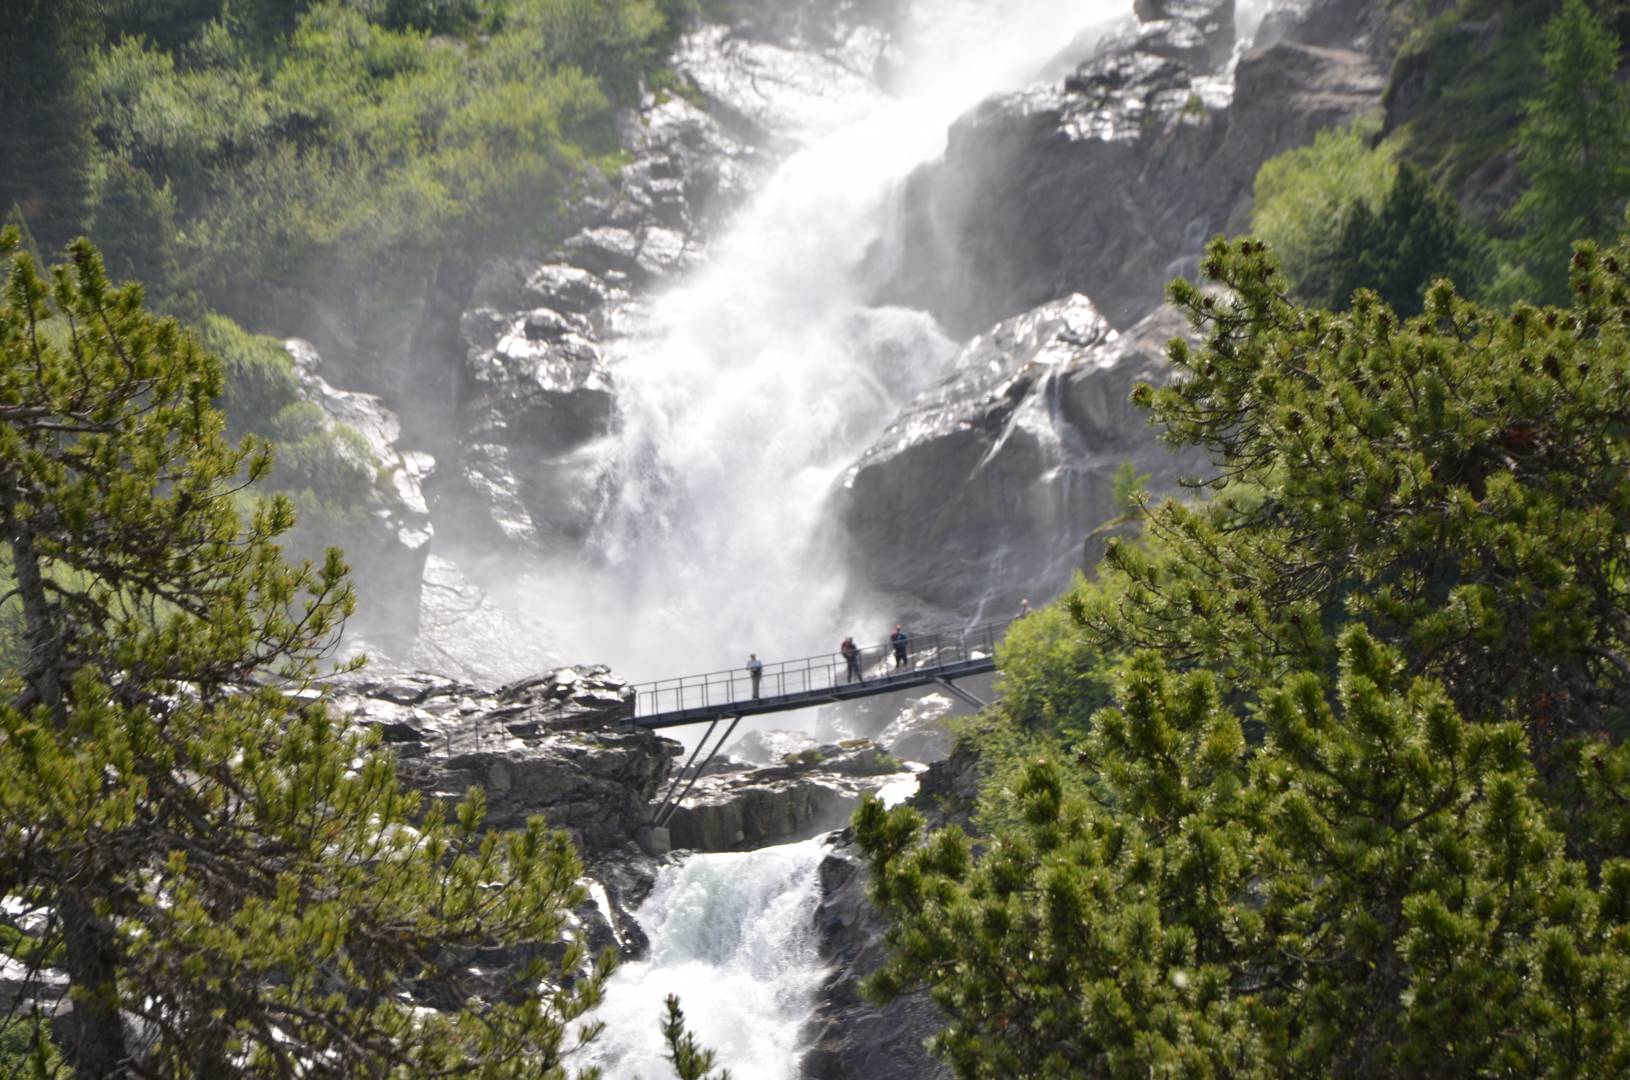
<box><xmin>801</xmin><ymin>744</ymin><xmax>983</xmax><ymax>1079</ymax></box>
<box><xmin>409</xmin><ymin>554</ymin><xmax>565</xmax><ymax>685</ymax></box>
<box><xmin>872</xmin><ymin>692</ymin><xmax>958</xmax><ymax>763</ymax></box>
<box><xmin>327</xmin><ymin>666</ymin><xmax>674</xmax><ymax>856</ymax></box>
<box><xmin>836</xmin><ymin>297</ymin><xmax>1206</xmax><ymax>614</ymax></box>
<box><xmin>801</xmin><ymin>836</ymin><xmax>950</xmax><ymax>1080</ymax></box>
<box><xmin>663</xmin><ymin>741</ymin><xmax>911</xmax><ymax>852</ymax></box>
<box><xmin>284</xmin><ymin>339</ymin><xmax>433</xmax><ymax>656</ymax></box>
<box><xmin>433</xmin><ymin>92</ymin><xmax>738</xmax><ymax>558</ymax></box>
<box><xmin>869</xmin><ymin>0</ymin><xmax>1384</xmax><ymax>334</ymax></box>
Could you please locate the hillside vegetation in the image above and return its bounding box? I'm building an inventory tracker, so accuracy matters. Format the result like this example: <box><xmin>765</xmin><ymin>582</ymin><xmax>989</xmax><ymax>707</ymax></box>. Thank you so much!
<box><xmin>1255</xmin><ymin>0</ymin><xmax>1629</xmax><ymax>310</ymax></box>
<box><xmin>860</xmin><ymin>229</ymin><xmax>1630</xmax><ymax>1077</ymax></box>
<box><xmin>1</xmin><ymin>0</ymin><xmax>690</xmax><ymax>567</ymax></box>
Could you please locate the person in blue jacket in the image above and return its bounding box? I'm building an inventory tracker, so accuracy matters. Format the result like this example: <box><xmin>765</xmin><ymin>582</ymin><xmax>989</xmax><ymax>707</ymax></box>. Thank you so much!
<box><xmin>890</xmin><ymin>625</ymin><xmax>909</xmax><ymax>668</ymax></box>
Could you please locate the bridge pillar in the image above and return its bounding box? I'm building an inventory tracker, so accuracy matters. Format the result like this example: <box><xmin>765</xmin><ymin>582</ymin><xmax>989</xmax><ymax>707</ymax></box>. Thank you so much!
<box><xmin>636</xmin><ymin>824</ymin><xmax>671</xmax><ymax>856</ymax></box>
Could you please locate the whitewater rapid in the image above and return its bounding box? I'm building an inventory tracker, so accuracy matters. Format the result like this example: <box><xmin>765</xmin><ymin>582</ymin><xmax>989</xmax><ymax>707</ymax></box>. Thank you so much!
<box><xmin>581</xmin><ymin>840</ymin><xmax>829</xmax><ymax>1079</ymax></box>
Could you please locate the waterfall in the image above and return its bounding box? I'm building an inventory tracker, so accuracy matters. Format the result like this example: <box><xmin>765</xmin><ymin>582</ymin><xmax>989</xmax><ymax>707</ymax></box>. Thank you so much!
<box><xmin>582</xmin><ymin>840</ymin><xmax>829</xmax><ymax>1079</ymax></box>
<box><xmin>522</xmin><ymin>0</ymin><xmax>1126</xmax><ymax>685</ymax></box>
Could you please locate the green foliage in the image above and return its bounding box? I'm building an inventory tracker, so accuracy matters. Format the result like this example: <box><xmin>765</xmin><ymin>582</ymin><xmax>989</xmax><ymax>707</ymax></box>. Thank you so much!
<box><xmin>995</xmin><ymin>580</ymin><xmax>1118</xmax><ymax>741</ymax></box>
<box><xmin>0</xmin><ymin>0</ymin><xmax>98</xmax><ymax>252</ymax></box>
<box><xmin>1110</xmin><ymin>460</ymin><xmax>1150</xmax><ymax>516</ymax></box>
<box><xmin>1510</xmin><ymin>0</ymin><xmax>1630</xmax><ymax>301</ymax></box>
<box><xmin>85</xmin><ymin>160</ymin><xmax>186</xmax><ymax>313</ymax></box>
<box><xmin>859</xmin><ymin>233</ymin><xmax>1630</xmax><ymax>1076</ymax></box>
<box><xmin>1326</xmin><ymin>162</ymin><xmax>1488</xmax><ymax>314</ymax></box>
<box><xmin>1250</xmin><ymin>115</ymin><xmax>1395</xmax><ymax>305</ymax></box>
<box><xmin>0</xmin><ymin>1016</ymin><xmax>66</xmax><ymax>1078</ymax></box>
<box><xmin>1385</xmin><ymin>0</ymin><xmax>1551</xmax><ymax>200</ymax></box>
<box><xmin>0</xmin><ymin>235</ymin><xmax>618</xmax><ymax>1076</ymax></box>
<box><xmin>74</xmin><ymin>0</ymin><xmax>678</xmax><ymax>342</ymax></box>
<box><xmin>1105</xmin><ymin>236</ymin><xmax>1630</xmax><ymax>735</ymax></box>
<box><xmin>661</xmin><ymin>995</ymin><xmax>732</xmax><ymax>1080</ymax></box>
<box><xmin>859</xmin><ymin>633</ymin><xmax>1630</xmax><ymax>1077</ymax></box>
<box><xmin>197</xmin><ymin>315</ymin><xmax>302</xmax><ymax>439</ymax></box>
<box><xmin>193</xmin><ymin>314</ymin><xmax>379</xmax><ymax>561</ymax></box>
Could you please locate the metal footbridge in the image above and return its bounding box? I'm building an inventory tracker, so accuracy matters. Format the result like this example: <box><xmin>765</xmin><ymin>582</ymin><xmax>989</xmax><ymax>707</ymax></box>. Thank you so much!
<box><xmin>630</xmin><ymin>616</ymin><xmax>1017</xmax><ymax>729</ymax></box>
<box><xmin>631</xmin><ymin>616</ymin><xmax>1020</xmax><ymax>832</ymax></box>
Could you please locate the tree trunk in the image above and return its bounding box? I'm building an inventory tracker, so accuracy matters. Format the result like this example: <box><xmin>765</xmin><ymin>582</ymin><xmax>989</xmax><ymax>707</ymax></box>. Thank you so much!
<box><xmin>59</xmin><ymin>891</ymin><xmax>129</xmax><ymax>1078</ymax></box>
<box><xmin>0</xmin><ymin>472</ymin><xmax>64</xmax><ymax>717</ymax></box>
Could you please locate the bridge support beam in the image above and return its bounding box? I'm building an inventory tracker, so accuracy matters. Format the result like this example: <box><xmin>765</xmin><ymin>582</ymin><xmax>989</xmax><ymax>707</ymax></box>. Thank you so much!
<box><xmin>651</xmin><ymin>714</ymin><xmax>741</xmax><ymax>829</ymax></box>
<box><xmin>935</xmin><ymin>677</ymin><xmax>988</xmax><ymax>712</ymax></box>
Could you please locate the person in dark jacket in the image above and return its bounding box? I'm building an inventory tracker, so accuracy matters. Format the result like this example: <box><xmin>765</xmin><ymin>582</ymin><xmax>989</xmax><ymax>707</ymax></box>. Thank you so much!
<box><xmin>841</xmin><ymin>636</ymin><xmax>863</xmax><ymax>683</ymax></box>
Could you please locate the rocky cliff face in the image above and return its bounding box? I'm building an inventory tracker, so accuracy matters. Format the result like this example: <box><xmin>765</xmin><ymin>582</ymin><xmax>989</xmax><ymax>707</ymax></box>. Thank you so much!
<box><xmin>833</xmin><ymin>296</ymin><xmax>1207</xmax><ymax>613</ymax></box>
<box><xmin>832</xmin><ymin>0</ymin><xmax>1386</xmax><ymax>619</ymax></box>
<box><xmin>801</xmin><ymin>744</ymin><xmax>982</xmax><ymax>1079</ymax></box>
<box><xmin>664</xmin><ymin>740</ymin><xmax>914</xmax><ymax>852</ymax></box>
<box><xmin>283</xmin><ymin>339</ymin><xmax>434</xmax><ymax>657</ymax></box>
<box><xmin>430</xmin><ymin>6</ymin><xmax>901</xmax><ymax>567</ymax></box>
<box><xmin>869</xmin><ymin>0</ymin><xmax>1384</xmax><ymax>335</ymax></box>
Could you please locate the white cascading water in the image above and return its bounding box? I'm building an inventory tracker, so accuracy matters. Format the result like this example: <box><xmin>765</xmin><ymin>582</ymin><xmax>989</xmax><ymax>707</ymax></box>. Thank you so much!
<box><xmin>528</xmin><ymin>0</ymin><xmax>1126</xmax><ymax>684</ymax></box>
<box><xmin>570</xmin><ymin>7</ymin><xmax>1127</xmax><ymax>1073</ymax></box>
<box><xmin>580</xmin><ymin>840</ymin><xmax>828</xmax><ymax>1079</ymax></box>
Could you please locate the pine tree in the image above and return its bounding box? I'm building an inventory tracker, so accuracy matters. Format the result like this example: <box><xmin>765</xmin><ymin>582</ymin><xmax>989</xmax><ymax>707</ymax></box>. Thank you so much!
<box><xmin>0</xmin><ymin>235</ymin><xmax>614</xmax><ymax>1076</ymax></box>
<box><xmin>661</xmin><ymin>996</ymin><xmax>732</xmax><ymax>1080</ymax></box>
<box><xmin>1511</xmin><ymin>0</ymin><xmax>1630</xmax><ymax>301</ymax></box>
<box><xmin>1326</xmin><ymin>163</ymin><xmax>1486</xmax><ymax>315</ymax></box>
<box><xmin>858</xmin><ymin>632</ymin><xmax>1630</xmax><ymax>1077</ymax></box>
<box><xmin>856</xmin><ymin>232</ymin><xmax>1630</xmax><ymax>1076</ymax></box>
<box><xmin>0</xmin><ymin>0</ymin><xmax>98</xmax><ymax>252</ymax></box>
<box><xmin>1089</xmin><ymin>235</ymin><xmax>1630</xmax><ymax>739</ymax></box>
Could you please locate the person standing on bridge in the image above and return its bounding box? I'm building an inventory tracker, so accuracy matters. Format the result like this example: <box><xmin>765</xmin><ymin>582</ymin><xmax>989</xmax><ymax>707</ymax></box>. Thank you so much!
<box><xmin>890</xmin><ymin>625</ymin><xmax>909</xmax><ymax>669</ymax></box>
<box><xmin>841</xmin><ymin>636</ymin><xmax>863</xmax><ymax>684</ymax></box>
<box><xmin>747</xmin><ymin>653</ymin><xmax>763</xmax><ymax>700</ymax></box>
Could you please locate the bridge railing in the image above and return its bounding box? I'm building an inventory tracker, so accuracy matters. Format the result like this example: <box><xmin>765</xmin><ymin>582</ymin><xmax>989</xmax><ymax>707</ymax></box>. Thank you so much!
<box><xmin>630</xmin><ymin>615</ymin><xmax>1021</xmax><ymax>720</ymax></box>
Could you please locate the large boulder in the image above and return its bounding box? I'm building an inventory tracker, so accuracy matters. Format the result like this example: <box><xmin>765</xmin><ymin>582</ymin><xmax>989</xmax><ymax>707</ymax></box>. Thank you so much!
<box><xmin>412</xmin><ymin>555</ymin><xmax>565</xmax><ymax>685</ymax></box>
<box><xmin>869</xmin><ymin>0</ymin><xmax>1384</xmax><ymax>333</ymax></box>
<box><xmin>328</xmin><ymin>668</ymin><xmax>675</xmax><ymax>856</ymax></box>
<box><xmin>432</xmin><ymin>306</ymin><xmax>619</xmax><ymax>554</ymax></box>
<box><xmin>662</xmin><ymin>742</ymin><xmax>911</xmax><ymax>852</ymax></box>
<box><xmin>873</xmin><ymin>692</ymin><xmax>958</xmax><ymax>763</ymax></box>
<box><xmin>834</xmin><ymin>297</ymin><xmax>1203</xmax><ymax>614</ymax></box>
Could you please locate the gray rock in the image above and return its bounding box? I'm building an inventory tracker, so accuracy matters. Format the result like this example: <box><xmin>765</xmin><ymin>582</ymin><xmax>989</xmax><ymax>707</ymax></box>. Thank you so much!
<box><xmin>434</xmin><ymin>311</ymin><xmax>618</xmax><ymax>553</ymax></box>
<box><xmin>283</xmin><ymin>339</ymin><xmax>433</xmax><ymax>656</ymax></box>
<box><xmin>725</xmin><ymin>728</ymin><xmax>821</xmax><ymax>766</ymax></box>
<box><xmin>664</xmin><ymin>777</ymin><xmax>865</xmax><ymax>852</ymax></box>
<box><xmin>663</xmin><ymin>743</ymin><xmax>911</xmax><ymax>852</ymax></box>
<box><xmin>869</xmin><ymin>0</ymin><xmax>1383</xmax><ymax>333</ymax></box>
<box><xmin>801</xmin><ymin>835</ymin><xmax>949</xmax><ymax>1080</ymax></box>
<box><xmin>800</xmin><ymin>745</ymin><xmax>984</xmax><ymax>1080</ymax></box>
<box><xmin>834</xmin><ymin>297</ymin><xmax>1204</xmax><ymax>614</ymax></box>
<box><xmin>430</xmin><ymin>49</ymin><xmax>769</xmax><ymax>560</ymax></box>
<box><xmin>329</xmin><ymin>667</ymin><xmax>677</xmax><ymax>856</ymax></box>
<box><xmin>874</xmin><ymin>692</ymin><xmax>957</xmax><ymax>763</ymax></box>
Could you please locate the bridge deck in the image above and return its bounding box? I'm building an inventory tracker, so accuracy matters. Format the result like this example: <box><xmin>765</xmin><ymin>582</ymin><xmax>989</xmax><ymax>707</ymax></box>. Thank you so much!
<box><xmin>632</xmin><ymin>656</ymin><xmax>996</xmax><ymax>729</ymax></box>
<box><xmin>629</xmin><ymin>617</ymin><xmax>1016</xmax><ymax>730</ymax></box>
